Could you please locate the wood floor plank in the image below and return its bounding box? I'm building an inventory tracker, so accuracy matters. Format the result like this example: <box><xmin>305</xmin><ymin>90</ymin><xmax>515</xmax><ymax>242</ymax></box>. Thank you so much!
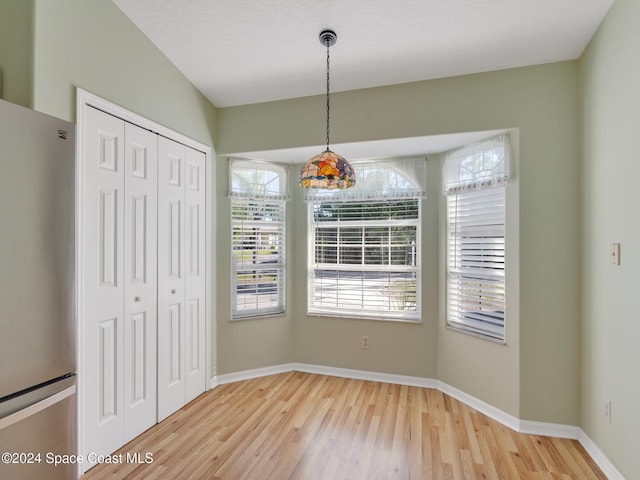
<box><xmin>81</xmin><ymin>372</ymin><xmax>607</xmax><ymax>480</ymax></box>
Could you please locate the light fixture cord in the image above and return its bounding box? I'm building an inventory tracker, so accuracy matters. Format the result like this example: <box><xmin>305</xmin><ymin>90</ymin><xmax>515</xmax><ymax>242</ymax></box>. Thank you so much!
<box><xmin>325</xmin><ymin>40</ymin><xmax>331</xmax><ymax>151</ymax></box>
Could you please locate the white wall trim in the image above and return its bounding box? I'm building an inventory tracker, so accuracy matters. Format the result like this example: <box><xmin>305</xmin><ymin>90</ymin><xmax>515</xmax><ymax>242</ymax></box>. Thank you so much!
<box><xmin>436</xmin><ymin>380</ymin><xmax>522</xmax><ymax>432</ymax></box>
<box><xmin>293</xmin><ymin>363</ymin><xmax>439</xmax><ymax>389</ymax></box>
<box><xmin>214</xmin><ymin>363</ymin><xmax>297</xmax><ymax>387</ymax></box>
<box><xmin>211</xmin><ymin>363</ymin><xmax>625</xmax><ymax>479</ymax></box>
<box><xmin>76</xmin><ymin>89</ymin><xmax>211</xmax><ymax>154</ymax></box>
<box><xmin>578</xmin><ymin>429</ymin><xmax>626</xmax><ymax>480</ymax></box>
<box><xmin>518</xmin><ymin>419</ymin><xmax>581</xmax><ymax>439</ymax></box>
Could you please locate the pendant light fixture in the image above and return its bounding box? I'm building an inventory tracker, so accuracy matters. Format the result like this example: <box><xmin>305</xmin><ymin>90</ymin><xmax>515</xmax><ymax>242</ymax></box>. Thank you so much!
<box><xmin>299</xmin><ymin>30</ymin><xmax>355</xmax><ymax>189</ymax></box>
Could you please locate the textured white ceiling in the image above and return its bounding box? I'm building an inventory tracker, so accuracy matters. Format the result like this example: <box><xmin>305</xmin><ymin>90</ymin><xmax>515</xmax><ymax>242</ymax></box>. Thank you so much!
<box><xmin>112</xmin><ymin>0</ymin><xmax>613</xmax><ymax>108</ymax></box>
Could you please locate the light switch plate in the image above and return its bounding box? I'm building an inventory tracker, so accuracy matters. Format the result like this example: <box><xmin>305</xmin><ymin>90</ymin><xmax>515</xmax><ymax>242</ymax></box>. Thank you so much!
<box><xmin>611</xmin><ymin>243</ymin><xmax>620</xmax><ymax>265</ymax></box>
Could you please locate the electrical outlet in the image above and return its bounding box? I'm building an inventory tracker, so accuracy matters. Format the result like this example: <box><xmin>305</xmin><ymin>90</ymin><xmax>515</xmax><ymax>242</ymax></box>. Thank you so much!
<box><xmin>361</xmin><ymin>335</ymin><xmax>369</xmax><ymax>349</ymax></box>
<box><xmin>604</xmin><ymin>400</ymin><xmax>612</xmax><ymax>423</ymax></box>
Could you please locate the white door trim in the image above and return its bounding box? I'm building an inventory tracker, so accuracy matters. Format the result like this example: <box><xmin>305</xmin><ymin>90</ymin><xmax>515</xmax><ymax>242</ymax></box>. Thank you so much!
<box><xmin>75</xmin><ymin>88</ymin><xmax>214</xmax><ymax>475</ymax></box>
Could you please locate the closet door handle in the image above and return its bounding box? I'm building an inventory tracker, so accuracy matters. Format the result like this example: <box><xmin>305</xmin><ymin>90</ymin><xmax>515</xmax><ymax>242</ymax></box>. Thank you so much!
<box><xmin>134</xmin><ymin>296</ymin><xmax>141</xmax><ymax>302</ymax></box>
<box><xmin>171</xmin><ymin>289</ymin><xmax>176</xmax><ymax>294</ymax></box>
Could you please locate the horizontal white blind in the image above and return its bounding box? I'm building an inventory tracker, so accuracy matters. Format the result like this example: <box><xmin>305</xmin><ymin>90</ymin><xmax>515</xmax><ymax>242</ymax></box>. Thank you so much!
<box><xmin>447</xmin><ymin>187</ymin><xmax>505</xmax><ymax>340</ymax></box>
<box><xmin>310</xmin><ymin>199</ymin><xmax>420</xmax><ymax>320</ymax></box>
<box><xmin>232</xmin><ymin>198</ymin><xmax>285</xmax><ymax>318</ymax></box>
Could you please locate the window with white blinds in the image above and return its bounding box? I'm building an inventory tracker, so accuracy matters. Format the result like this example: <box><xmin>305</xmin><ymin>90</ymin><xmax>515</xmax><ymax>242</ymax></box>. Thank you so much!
<box><xmin>309</xmin><ymin>198</ymin><xmax>420</xmax><ymax>321</ymax></box>
<box><xmin>446</xmin><ymin>187</ymin><xmax>505</xmax><ymax>340</ymax></box>
<box><xmin>230</xmin><ymin>160</ymin><xmax>287</xmax><ymax>318</ymax></box>
<box><xmin>444</xmin><ymin>135</ymin><xmax>509</xmax><ymax>341</ymax></box>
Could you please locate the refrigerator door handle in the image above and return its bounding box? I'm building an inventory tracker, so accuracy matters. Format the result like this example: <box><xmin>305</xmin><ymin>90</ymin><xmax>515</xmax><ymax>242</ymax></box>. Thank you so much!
<box><xmin>0</xmin><ymin>385</ymin><xmax>76</xmax><ymax>431</ymax></box>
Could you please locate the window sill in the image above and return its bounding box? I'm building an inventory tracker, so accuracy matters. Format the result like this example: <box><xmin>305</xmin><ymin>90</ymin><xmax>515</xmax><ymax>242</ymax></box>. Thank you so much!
<box><xmin>306</xmin><ymin>311</ymin><xmax>421</xmax><ymax>324</ymax></box>
<box><xmin>232</xmin><ymin>311</ymin><xmax>286</xmax><ymax>321</ymax></box>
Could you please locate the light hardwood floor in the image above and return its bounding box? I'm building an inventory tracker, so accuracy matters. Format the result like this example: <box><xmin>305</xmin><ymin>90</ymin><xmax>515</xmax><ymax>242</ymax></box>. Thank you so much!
<box><xmin>81</xmin><ymin>372</ymin><xmax>606</xmax><ymax>479</ymax></box>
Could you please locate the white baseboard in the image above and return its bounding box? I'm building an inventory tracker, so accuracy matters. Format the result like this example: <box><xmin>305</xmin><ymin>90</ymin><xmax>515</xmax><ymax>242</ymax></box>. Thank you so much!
<box><xmin>577</xmin><ymin>429</ymin><xmax>626</xmax><ymax>480</ymax></box>
<box><xmin>211</xmin><ymin>363</ymin><xmax>625</xmax><ymax>479</ymax></box>
<box><xmin>436</xmin><ymin>380</ymin><xmax>522</xmax><ymax>433</ymax></box>
<box><xmin>518</xmin><ymin>419</ymin><xmax>581</xmax><ymax>439</ymax></box>
<box><xmin>292</xmin><ymin>363</ymin><xmax>439</xmax><ymax>389</ymax></box>
<box><xmin>213</xmin><ymin>363</ymin><xmax>296</xmax><ymax>387</ymax></box>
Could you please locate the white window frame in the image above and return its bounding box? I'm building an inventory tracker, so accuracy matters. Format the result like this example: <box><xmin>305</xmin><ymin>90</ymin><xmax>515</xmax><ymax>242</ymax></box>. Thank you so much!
<box><xmin>443</xmin><ymin>135</ymin><xmax>509</xmax><ymax>341</ymax></box>
<box><xmin>230</xmin><ymin>160</ymin><xmax>287</xmax><ymax>319</ymax></box>
<box><xmin>305</xmin><ymin>157</ymin><xmax>427</xmax><ymax>322</ymax></box>
<box><xmin>307</xmin><ymin>196</ymin><xmax>422</xmax><ymax>322</ymax></box>
<box><xmin>307</xmin><ymin>198</ymin><xmax>422</xmax><ymax>322</ymax></box>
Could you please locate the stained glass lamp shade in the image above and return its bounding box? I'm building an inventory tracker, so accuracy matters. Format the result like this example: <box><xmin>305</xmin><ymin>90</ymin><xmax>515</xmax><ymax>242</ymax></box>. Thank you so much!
<box><xmin>299</xmin><ymin>149</ymin><xmax>355</xmax><ymax>189</ymax></box>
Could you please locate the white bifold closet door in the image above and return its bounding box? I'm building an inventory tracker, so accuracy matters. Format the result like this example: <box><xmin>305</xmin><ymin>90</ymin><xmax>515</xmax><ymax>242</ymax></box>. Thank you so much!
<box><xmin>157</xmin><ymin>137</ymin><xmax>206</xmax><ymax>421</ymax></box>
<box><xmin>83</xmin><ymin>106</ymin><xmax>206</xmax><ymax>460</ymax></box>
<box><xmin>83</xmin><ymin>107</ymin><xmax>158</xmax><ymax>458</ymax></box>
<box><xmin>123</xmin><ymin>122</ymin><xmax>158</xmax><ymax>443</ymax></box>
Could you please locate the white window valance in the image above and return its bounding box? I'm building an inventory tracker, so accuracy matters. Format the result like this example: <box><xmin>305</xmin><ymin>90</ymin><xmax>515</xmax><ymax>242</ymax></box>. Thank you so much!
<box><xmin>229</xmin><ymin>158</ymin><xmax>289</xmax><ymax>200</ymax></box>
<box><xmin>303</xmin><ymin>157</ymin><xmax>427</xmax><ymax>202</ymax></box>
<box><xmin>442</xmin><ymin>134</ymin><xmax>511</xmax><ymax>195</ymax></box>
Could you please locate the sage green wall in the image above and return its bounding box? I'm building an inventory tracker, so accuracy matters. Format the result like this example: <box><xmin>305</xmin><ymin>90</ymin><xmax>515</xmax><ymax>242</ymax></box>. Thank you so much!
<box><xmin>437</xmin><ymin>131</ymin><xmax>521</xmax><ymax>418</ymax></box>
<box><xmin>30</xmin><ymin>0</ymin><xmax>216</xmax><ymax>147</ymax></box>
<box><xmin>288</xmin><ymin>156</ymin><xmax>440</xmax><ymax>379</ymax></box>
<box><xmin>215</xmin><ymin>158</ymin><xmax>294</xmax><ymax>374</ymax></box>
<box><xmin>3</xmin><ymin>0</ymin><xmax>585</xmax><ymax>428</ymax></box>
<box><xmin>0</xmin><ymin>0</ymin><xmax>34</xmax><ymax>107</ymax></box>
<box><xmin>580</xmin><ymin>0</ymin><xmax>640</xmax><ymax>477</ymax></box>
<box><xmin>25</xmin><ymin>0</ymin><xmax>219</xmax><ymax>375</ymax></box>
<box><xmin>218</xmin><ymin>62</ymin><xmax>581</xmax><ymax>424</ymax></box>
